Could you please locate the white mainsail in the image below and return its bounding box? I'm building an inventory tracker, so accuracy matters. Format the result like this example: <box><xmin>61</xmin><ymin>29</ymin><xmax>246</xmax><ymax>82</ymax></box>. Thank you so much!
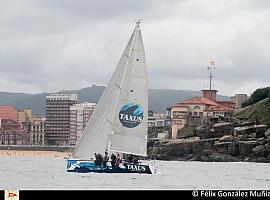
<box><xmin>72</xmin><ymin>21</ymin><xmax>148</xmax><ymax>158</ymax></box>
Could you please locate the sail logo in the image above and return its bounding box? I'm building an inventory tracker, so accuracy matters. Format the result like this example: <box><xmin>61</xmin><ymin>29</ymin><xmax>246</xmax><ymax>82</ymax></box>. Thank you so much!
<box><xmin>119</xmin><ymin>102</ymin><xmax>144</xmax><ymax>128</ymax></box>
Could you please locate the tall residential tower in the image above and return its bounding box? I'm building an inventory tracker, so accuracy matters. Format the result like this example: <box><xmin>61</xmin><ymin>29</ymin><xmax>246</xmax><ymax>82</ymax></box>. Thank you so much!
<box><xmin>45</xmin><ymin>94</ymin><xmax>77</xmax><ymax>146</ymax></box>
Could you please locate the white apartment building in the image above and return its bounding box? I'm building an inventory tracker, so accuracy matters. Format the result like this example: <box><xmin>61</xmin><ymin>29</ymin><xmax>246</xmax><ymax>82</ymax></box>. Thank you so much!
<box><xmin>69</xmin><ymin>102</ymin><xmax>96</xmax><ymax>146</ymax></box>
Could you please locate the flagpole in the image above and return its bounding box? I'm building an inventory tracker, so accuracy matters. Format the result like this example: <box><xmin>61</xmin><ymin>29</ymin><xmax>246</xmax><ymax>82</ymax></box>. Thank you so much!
<box><xmin>210</xmin><ymin>69</ymin><xmax>212</xmax><ymax>90</ymax></box>
<box><xmin>208</xmin><ymin>60</ymin><xmax>215</xmax><ymax>90</ymax></box>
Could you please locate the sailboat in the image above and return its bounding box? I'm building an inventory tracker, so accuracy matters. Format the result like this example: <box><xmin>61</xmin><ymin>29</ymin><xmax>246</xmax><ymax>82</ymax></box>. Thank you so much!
<box><xmin>67</xmin><ymin>21</ymin><xmax>158</xmax><ymax>174</ymax></box>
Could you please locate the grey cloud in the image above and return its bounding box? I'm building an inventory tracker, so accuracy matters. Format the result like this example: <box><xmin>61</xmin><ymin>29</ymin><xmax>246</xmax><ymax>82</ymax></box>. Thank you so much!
<box><xmin>0</xmin><ymin>0</ymin><xmax>269</xmax><ymax>96</ymax></box>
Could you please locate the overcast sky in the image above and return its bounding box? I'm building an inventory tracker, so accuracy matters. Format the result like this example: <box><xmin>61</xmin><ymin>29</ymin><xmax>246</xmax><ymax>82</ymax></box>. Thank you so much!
<box><xmin>0</xmin><ymin>0</ymin><xmax>269</xmax><ymax>96</ymax></box>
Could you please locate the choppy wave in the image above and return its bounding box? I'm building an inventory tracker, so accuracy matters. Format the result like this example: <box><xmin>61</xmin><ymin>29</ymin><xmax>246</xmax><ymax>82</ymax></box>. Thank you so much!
<box><xmin>0</xmin><ymin>157</ymin><xmax>269</xmax><ymax>190</ymax></box>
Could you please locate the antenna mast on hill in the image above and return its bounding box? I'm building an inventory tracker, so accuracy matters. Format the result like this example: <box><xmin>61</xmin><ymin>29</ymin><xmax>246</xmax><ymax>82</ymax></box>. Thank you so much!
<box><xmin>207</xmin><ymin>60</ymin><xmax>216</xmax><ymax>90</ymax></box>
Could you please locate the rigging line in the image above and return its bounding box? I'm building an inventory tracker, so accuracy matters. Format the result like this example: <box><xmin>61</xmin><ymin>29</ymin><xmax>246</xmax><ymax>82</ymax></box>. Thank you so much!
<box><xmin>106</xmin><ymin>120</ymin><xmax>123</xmax><ymax>128</ymax></box>
<box><xmin>106</xmin><ymin>119</ymin><xmax>113</xmax><ymax>124</ymax></box>
<box><xmin>115</xmin><ymin>83</ymin><xmax>121</xmax><ymax>89</ymax></box>
<box><xmin>132</xmin><ymin>49</ymin><xmax>143</xmax><ymax>52</ymax></box>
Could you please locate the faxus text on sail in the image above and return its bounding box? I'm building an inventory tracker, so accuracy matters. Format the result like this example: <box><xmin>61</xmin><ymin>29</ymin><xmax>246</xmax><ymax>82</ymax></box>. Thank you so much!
<box><xmin>192</xmin><ymin>190</ymin><xmax>270</xmax><ymax>198</ymax></box>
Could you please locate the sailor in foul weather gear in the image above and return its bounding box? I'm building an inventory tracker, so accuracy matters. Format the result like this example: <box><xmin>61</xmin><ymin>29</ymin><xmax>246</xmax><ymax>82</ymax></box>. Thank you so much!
<box><xmin>110</xmin><ymin>153</ymin><xmax>117</xmax><ymax>168</ymax></box>
<box><xmin>94</xmin><ymin>153</ymin><xmax>103</xmax><ymax>167</ymax></box>
<box><xmin>103</xmin><ymin>151</ymin><xmax>109</xmax><ymax>167</ymax></box>
<box><xmin>116</xmin><ymin>153</ymin><xmax>122</xmax><ymax>168</ymax></box>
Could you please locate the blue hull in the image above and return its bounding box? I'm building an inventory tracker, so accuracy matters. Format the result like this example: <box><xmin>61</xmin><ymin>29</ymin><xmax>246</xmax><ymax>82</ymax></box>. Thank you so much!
<box><xmin>67</xmin><ymin>159</ymin><xmax>153</xmax><ymax>174</ymax></box>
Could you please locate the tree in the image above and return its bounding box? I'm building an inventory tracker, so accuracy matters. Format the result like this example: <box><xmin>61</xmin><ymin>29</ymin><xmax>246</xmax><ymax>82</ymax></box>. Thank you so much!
<box><xmin>242</xmin><ymin>87</ymin><xmax>270</xmax><ymax>107</ymax></box>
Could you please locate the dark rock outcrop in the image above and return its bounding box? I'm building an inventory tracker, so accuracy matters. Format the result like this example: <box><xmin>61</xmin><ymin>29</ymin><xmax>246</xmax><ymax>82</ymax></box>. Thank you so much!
<box><xmin>238</xmin><ymin>141</ymin><xmax>257</xmax><ymax>156</ymax></box>
<box><xmin>265</xmin><ymin>128</ymin><xmax>270</xmax><ymax>138</ymax></box>
<box><xmin>196</xmin><ymin>126</ymin><xmax>213</xmax><ymax>139</ymax></box>
<box><xmin>252</xmin><ymin>145</ymin><xmax>267</xmax><ymax>157</ymax></box>
<box><xmin>148</xmin><ymin>122</ymin><xmax>270</xmax><ymax>163</ymax></box>
<box><xmin>212</xmin><ymin>122</ymin><xmax>234</xmax><ymax>137</ymax></box>
<box><xmin>178</xmin><ymin>127</ymin><xmax>195</xmax><ymax>138</ymax></box>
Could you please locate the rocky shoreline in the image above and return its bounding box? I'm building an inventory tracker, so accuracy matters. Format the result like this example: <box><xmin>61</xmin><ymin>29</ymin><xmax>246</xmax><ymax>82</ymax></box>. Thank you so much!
<box><xmin>147</xmin><ymin>122</ymin><xmax>270</xmax><ymax>163</ymax></box>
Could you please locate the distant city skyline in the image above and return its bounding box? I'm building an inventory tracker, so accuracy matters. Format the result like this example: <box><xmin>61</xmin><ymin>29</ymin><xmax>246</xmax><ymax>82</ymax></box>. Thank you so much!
<box><xmin>0</xmin><ymin>0</ymin><xmax>269</xmax><ymax>96</ymax></box>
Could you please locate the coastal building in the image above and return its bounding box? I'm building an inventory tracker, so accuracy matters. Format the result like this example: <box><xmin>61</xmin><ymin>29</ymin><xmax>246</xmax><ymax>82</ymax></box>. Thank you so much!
<box><xmin>158</xmin><ymin>131</ymin><xmax>169</xmax><ymax>139</ymax></box>
<box><xmin>0</xmin><ymin>105</ymin><xmax>18</xmax><ymax>122</ymax></box>
<box><xmin>148</xmin><ymin>118</ymin><xmax>156</xmax><ymax>127</ymax></box>
<box><xmin>18</xmin><ymin>108</ymin><xmax>33</xmax><ymax>125</ymax></box>
<box><xmin>69</xmin><ymin>102</ymin><xmax>96</xmax><ymax>146</ymax></box>
<box><xmin>25</xmin><ymin>117</ymin><xmax>45</xmax><ymax>146</ymax></box>
<box><xmin>17</xmin><ymin>109</ymin><xmax>46</xmax><ymax>146</ymax></box>
<box><xmin>171</xmin><ymin>90</ymin><xmax>235</xmax><ymax>139</ymax></box>
<box><xmin>171</xmin><ymin>105</ymin><xmax>189</xmax><ymax>139</ymax></box>
<box><xmin>148</xmin><ymin>110</ymin><xmax>156</xmax><ymax>127</ymax></box>
<box><xmin>231</xmin><ymin>94</ymin><xmax>249</xmax><ymax>109</ymax></box>
<box><xmin>0</xmin><ymin>118</ymin><xmax>30</xmax><ymax>145</ymax></box>
<box><xmin>45</xmin><ymin>93</ymin><xmax>77</xmax><ymax>146</ymax></box>
<box><xmin>148</xmin><ymin>111</ymin><xmax>171</xmax><ymax>128</ymax></box>
<box><xmin>201</xmin><ymin>89</ymin><xmax>218</xmax><ymax>101</ymax></box>
<box><xmin>147</xmin><ymin>110</ymin><xmax>172</xmax><ymax>139</ymax></box>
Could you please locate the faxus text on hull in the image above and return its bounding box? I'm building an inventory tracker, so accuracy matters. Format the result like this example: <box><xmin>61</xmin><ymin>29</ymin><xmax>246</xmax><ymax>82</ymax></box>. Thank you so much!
<box><xmin>192</xmin><ymin>190</ymin><xmax>270</xmax><ymax>198</ymax></box>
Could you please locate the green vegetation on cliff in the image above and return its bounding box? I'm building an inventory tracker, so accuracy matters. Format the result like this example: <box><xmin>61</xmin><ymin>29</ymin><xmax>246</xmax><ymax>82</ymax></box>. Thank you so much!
<box><xmin>242</xmin><ymin>87</ymin><xmax>270</xmax><ymax>107</ymax></box>
<box><xmin>234</xmin><ymin>98</ymin><xmax>270</xmax><ymax>127</ymax></box>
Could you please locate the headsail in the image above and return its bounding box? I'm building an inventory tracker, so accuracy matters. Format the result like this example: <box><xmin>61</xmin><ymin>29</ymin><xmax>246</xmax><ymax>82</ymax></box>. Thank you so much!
<box><xmin>72</xmin><ymin>21</ymin><xmax>147</xmax><ymax>158</ymax></box>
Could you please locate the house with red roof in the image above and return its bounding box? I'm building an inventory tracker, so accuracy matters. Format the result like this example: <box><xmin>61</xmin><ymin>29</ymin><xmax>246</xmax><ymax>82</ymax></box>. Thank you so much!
<box><xmin>0</xmin><ymin>118</ymin><xmax>30</xmax><ymax>145</ymax></box>
<box><xmin>171</xmin><ymin>89</ymin><xmax>235</xmax><ymax>139</ymax></box>
<box><xmin>0</xmin><ymin>105</ymin><xmax>18</xmax><ymax>122</ymax></box>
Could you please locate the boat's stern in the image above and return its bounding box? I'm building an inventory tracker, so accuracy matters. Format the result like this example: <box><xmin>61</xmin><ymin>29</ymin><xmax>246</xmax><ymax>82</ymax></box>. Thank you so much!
<box><xmin>149</xmin><ymin>164</ymin><xmax>162</xmax><ymax>174</ymax></box>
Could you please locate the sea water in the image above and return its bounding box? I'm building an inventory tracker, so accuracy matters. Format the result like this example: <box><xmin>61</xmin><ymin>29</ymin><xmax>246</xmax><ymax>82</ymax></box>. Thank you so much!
<box><xmin>0</xmin><ymin>157</ymin><xmax>269</xmax><ymax>190</ymax></box>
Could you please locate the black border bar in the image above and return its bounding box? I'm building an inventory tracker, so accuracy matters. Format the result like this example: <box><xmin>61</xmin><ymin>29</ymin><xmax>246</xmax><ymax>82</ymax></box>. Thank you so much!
<box><xmin>2</xmin><ymin>190</ymin><xmax>270</xmax><ymax>200</ymax></box>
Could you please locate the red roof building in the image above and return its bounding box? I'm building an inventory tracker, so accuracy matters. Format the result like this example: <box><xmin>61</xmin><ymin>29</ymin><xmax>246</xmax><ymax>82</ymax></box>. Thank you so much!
<box><xmin>0</xmin><ymin>105</ymin><xmax>18</xmax><ymax>121</ymax></box>
<box><xmin>174</xmin><ymin>96</ymin><xmax>219</xmax><ymax>106</ymax></box>
<box><xmin>173</xmin><ymin>96</ymin><xmax>235</xmax><ymax>114</ymax></box>
<box><xmin>170</xmin><ymin>90</ymin><xmax>236</xmax><ymax>139</ymax></box>
<box><xmin>0</xmin><ymin>118</ymin><xmax>30</xmax><ymax>145</ymax></box>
